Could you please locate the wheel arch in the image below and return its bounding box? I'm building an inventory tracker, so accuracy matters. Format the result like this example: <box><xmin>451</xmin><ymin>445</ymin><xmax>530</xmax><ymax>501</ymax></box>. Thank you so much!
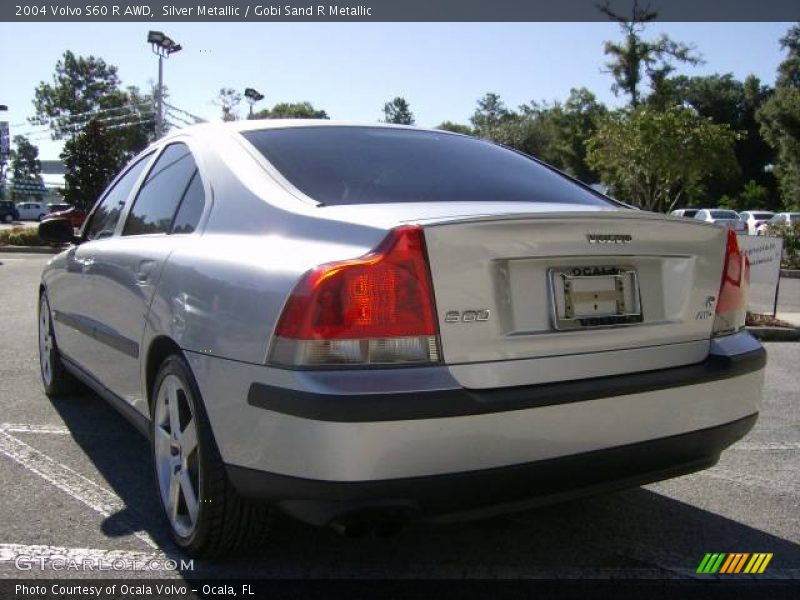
<box><xmin>145</xmin><ymin>335</ymin><xmax>184</xmax><ymax>411</ymax></box>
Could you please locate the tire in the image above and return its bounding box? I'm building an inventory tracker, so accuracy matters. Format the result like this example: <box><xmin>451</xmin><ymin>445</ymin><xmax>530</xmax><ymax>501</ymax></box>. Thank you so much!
<box><xmin>38</xmin><ymin>213</ymin><xmax>46</xmax><ymax>221</ymax></box>
<box><xmin>151</xmin><ymin>354</ymin><xmax>274</xmax><ymax>557</ymax></box>
<box><xmin>3</xmin><ymin>214</ymin><xmax>12</xmax><ymax>223</ymax></box>
<box><xmin>38</xmin><ymin>292</ymin><xmax>82</xmax><ymax>396</ymax></box>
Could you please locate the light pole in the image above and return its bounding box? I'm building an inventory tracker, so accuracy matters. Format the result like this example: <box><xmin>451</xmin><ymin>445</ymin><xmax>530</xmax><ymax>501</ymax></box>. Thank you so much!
<box><xmin>244</xmin><ymin>88</ymin><xmax>264</xmax><ymax>119</ymax></box>
<box><xmin>148</xmin><ymin>31</ymin><xmax>182</xmax><ymax>138</ymax></box>
<box><xmin>0</xmin><ymin>105</ymin><xmax>8</xmax><ymax>200</ymax></box>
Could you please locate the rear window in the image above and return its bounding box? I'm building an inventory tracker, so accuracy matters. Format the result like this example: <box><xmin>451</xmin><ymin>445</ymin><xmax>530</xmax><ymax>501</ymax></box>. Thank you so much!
<box><xmin>710</xmin><ymin>210</ymin><xmax>738</xmax><ymax>219</ymax></box>
<box><xmin>791</xmin><ymin>214</ymin><xmax>800</xmax><ymax>223</ymax></box>
<box><xmin>751</xmin><ymin>212</ymin><xmax>773</xmax><ymax>220</ymax></box>
<box><xmin>242</xmin><ymin>127</ymin><xmax>613</xmax><ymax>207</ymax></box>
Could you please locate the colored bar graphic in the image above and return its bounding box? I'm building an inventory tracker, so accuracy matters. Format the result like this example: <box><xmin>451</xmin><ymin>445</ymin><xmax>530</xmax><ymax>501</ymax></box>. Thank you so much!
<box><xmin>700</xmin><ymin>552</ymin><xmax>772</xmax><ymax>574</ymax></box>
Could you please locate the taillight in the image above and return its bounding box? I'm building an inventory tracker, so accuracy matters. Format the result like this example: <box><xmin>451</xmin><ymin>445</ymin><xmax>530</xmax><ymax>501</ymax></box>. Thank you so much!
<box><xmin>269</xmin><ymin>225</ymin><xmax>441</xmax><ymax>367</ymax></box>
<box><xmin>713</xmin><ymin>229</ymin><xmax>749</xmax><ymax>337</ymax></box>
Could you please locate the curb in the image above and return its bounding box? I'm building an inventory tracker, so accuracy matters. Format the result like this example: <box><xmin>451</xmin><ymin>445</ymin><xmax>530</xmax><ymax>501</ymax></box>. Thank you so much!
<box><xmin>746</xmin><ymin>326</ymin><xmax>800</xmax><ymax>342</ymax></box>
<box><xmin>780</xmin><ymin>269</ymin><xmax>800</xmax><ymax>279</ymax></box>
<box><xmin>0</xmin><ymin>246</ymin><xmax>60</xmax><ymax>254</ymax></box>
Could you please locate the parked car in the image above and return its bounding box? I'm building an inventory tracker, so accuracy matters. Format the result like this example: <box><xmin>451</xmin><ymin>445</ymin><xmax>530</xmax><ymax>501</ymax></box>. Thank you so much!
<box><xmin>738</xmin><ymin>211</ymin><xmax>774</xmax><ymax>235</ymax></box>
<box><xmin>694</xmin><ymin>208</ymin><xmax>747</xmax><ymax>232</ymax></box>
<box><xmin>38</xmin><ymin>122</ymin><xmax>765</xmax><ymax>556</ymax></box>
<box><xmin>45</xmin><ymin>206</ymin><xmax>87</xmax><ymax>229</ymax></box>
<box><xmin>16</xmin><ymin>201</ymin><xmax>48</xmax><ymax>221</ymax></box>
<box><xmin>0</xmin><ymin>200</ymin><xmax>20</xmax><ymax>223</ymax></box>
<box><xmin>756</xmin><ymin>212</ymin><xmax>800</xmax><ymax>235</ymax></box>
<box><xmin>669</xmin><ymin>208</ymin><xmax>700</xmax><ymax>219</ymax></box>
<box><xmin>48</xmin><ymin>203</ymin><xmax>72</xmax><ymax>214</ymax></box>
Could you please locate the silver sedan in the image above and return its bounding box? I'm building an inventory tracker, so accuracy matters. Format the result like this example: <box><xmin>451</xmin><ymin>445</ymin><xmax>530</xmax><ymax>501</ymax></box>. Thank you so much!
<box><xmin>38</xmin><ymin>121</ymin><xmax>765</xmax><ymax>556</ymax></box>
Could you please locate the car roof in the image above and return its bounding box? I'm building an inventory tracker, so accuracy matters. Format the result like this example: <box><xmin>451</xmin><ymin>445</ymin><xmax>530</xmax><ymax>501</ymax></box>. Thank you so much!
<box><xmin>158</xmin><ymin>119</ymin><xmax>462</xmax><ymax>145</ymax></box>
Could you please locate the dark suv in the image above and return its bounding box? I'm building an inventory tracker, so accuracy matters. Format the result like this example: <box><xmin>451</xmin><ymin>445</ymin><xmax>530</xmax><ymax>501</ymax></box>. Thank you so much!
<box><xmin>0</xmin><ymin>200</ymin><xmax>20</xmax><ymax>223</ymax></box>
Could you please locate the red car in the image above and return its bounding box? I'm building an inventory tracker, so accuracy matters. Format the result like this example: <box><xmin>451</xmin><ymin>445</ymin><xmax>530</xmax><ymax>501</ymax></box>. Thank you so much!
<box><xmin>45</xmin><ymin>206</ymin><xmax>87</xmax><ymax>229</ymax></box>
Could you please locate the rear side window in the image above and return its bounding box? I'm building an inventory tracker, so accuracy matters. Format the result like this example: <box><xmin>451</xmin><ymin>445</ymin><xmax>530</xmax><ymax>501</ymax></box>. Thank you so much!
<box><xmin>123</xmin><ymin>143</ymin><xmax>203</xmax><ymax>236</ymax></box>
<box><xmin>85</xmin><ymin>155</ymin><xmax>151</xmax><ymax>241</ymax></box>
<box><xmin>242</xmin><ymin>127</ymin><xmax>613</xmax><ymax>207</ymax></box>
<box><xmin>171</xmin><ymin>171</ymin><xmax>205</xmax><ymax>234</ymax></box>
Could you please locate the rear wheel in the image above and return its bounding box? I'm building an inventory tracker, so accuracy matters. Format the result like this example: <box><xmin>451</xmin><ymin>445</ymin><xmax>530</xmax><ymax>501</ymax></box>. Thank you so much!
<box><xmin>151</xmin><ymin>355</ymin><xmax>273</xmax><ymax>556</ymax></box>
<box><xmin>38</xmin><ymin>292</ymin><xmax>81</xmax><ymax>396</ymax></box>
<box><xmin>3</xmin><ymin>214</ymin><xmax>12</xmax><ymax>223</ymax></box>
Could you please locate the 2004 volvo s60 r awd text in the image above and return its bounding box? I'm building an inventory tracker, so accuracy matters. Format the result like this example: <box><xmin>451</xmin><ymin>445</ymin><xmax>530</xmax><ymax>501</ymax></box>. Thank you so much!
<box><xmin>37</xmin><ymin>121</ymin><xmax>765</xmax><ymax>556</ymax></box>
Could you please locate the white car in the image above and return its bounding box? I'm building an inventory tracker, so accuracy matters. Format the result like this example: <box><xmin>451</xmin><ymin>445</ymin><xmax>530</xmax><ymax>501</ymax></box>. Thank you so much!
<box><xmin>738</xmin><ymin>211</ymin><xmax>774</xmax><ymax>235</ymax></box>
<box><xmin>16</xmin><ymin>201</ymin><xmax>48</xmax><ymax>221</ymax></box>
<box><xmin>37</xmin><ymin>121</ymin><xmax>765</xmax><ymax>556</ymax></box>
<box><xmin>756</xmin><ymin>212</ymin><xmax>800</xmax><ymax>235</ymax></box>
<box><xmin>694</xmin><ymin>209</ymin><xmax>747</xmax><ymax>232</ymax></box>
<box><xmin>669</xmin><ymin>208</ymin><xmax>700</xmax><ymax>219</ymax></box>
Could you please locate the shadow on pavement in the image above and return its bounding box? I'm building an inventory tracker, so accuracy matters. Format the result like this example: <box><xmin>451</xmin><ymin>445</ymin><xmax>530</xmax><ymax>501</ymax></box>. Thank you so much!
<box><xmin>49</xmin><ymin>388</ymin><xmax>800</xmax><ymax>579</ymax></box>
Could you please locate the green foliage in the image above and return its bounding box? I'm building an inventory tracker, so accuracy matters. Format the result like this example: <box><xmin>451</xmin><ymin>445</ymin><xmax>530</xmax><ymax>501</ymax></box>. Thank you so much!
<box><xmin>60</xmin><ymin>120</ymin><xmax>121</xmax><ymax>211</ymax></box>
<box><xmin>764</xmin><ymin>221</ymin><xmax>800</xmax><ymax>268</ymax></box>
<box><xmin>10</xmin><ymin>136</ymin><xmax>44</xmax><ymax>201</ymax></box>
<box><xmin>215</xmin><ymin>88</ymin><xmax>242</xmax><ymax>122</ymax></box>
<box><xmin>382</xmin><ymin>97</ymin><xmax>414</xmax><ymax>125</ymax></box>
<box><xmin>436</xmin><ymin>121</ymin><xmax>474</xmax><ymax>135</ymax></box>
<box><xmin>32</xmin><ymin>51</ymin><xmax>154</xmax><ymax>157</ymax></box>
<box><xmin>718</xmin><ymin>180</ymin><xmax>773</xmax><ymax>212</ymax></box>
<box><xmin>0</xmin><ymin>226</ymin><xmax>47</xmax><ymax>247</ymax></box>
<box><xmin>252</xmin><ymin>102</ymin><xmax>329</xmax><ymax>120</ymax></box>
<box><xmin>586</xmin><ymin>105</ymin><xmax>739</xmax><ymax>212</ymax></box>
<box><xmin>757</xmin><ymin>26</ymin><xmax>800</xmax><ymax>212</ymax></box>
<box><xmin>598</xmin><ymin>1</ymin><xmax>702</xmax><ymax>107</ymax></box>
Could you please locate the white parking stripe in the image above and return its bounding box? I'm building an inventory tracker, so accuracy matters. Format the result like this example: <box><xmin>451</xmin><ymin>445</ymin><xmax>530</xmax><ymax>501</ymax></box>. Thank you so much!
<box><xmin>731</xmin><ymin>441</ymin><xmax>800</xmax><ymax>451</ymax></box>
<box><xmin>0</xmin><ymin>423</ymin><xmax>126</xmax><ymax>436</ymax></box>
<box><xmin>0</xmin><ymin>430</ymin><xmax>158</xmax><ymax>549</ymax></box>
<box><xmin>0</xmin><ymin>543</ymin><xmax>180</xmax><ymax>572</ymax></box>
<box><xmin>702</xmin><ymin>467</ymin><xmax>799</xmax><ymax>496</ymax></box>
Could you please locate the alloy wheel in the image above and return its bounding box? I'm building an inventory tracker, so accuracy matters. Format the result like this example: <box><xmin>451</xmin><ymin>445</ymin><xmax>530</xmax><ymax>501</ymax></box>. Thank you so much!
<box><xmin>38</xmin><ymin>295</ymin><xmax>53</xmax><ymax>387</ymax></box>
<box><xmin>154</xmin><ymin>374</ymin><xmax>201</xmax><ymax>539</ymax></box>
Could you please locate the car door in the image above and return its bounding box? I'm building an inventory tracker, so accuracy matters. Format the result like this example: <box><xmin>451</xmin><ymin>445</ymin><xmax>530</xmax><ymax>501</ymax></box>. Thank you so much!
<box><xmin>48</xmin><ymin>154</ymin><xmax>153</xmax><ymax>374</ymax></box>
<box><xmin>85</xmin><ymin>142</ymin><xmax>208</xmax><ymax>411</ymax></box>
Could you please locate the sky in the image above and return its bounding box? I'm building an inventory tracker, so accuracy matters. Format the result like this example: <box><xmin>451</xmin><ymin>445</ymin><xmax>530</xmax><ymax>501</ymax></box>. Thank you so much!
<box><xmin>0</xmin><ymin>21</ymin><xmax>793</xmax><ymax>161</ymax></box>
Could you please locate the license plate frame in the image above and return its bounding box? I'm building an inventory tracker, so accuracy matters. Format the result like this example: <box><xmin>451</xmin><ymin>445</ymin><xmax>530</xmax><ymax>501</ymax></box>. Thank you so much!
<box><xmin>549</xmin><ymin>265</ymin><xmax>643</xmax><ymax>330</ymax></box>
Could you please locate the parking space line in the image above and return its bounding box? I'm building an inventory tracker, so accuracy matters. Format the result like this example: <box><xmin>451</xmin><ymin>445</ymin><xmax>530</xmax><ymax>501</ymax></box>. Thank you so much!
<box><xmin>0</xmin><ymin>430</ymin><xmax>158</xmax><ymax>549</ymax></box>
<box><xmin>0</xmin><ymin>423</ymin><xmax>125</xmax><ymax>436</ymax></box>
<box><xmin>732</xmin><ymin>441</ymin><xmax>800</xmax><ymax>451</ymax></box>
<box><xmin>0</xmin><ymin>543</ymin><xmax>178</xmax><ymax>572</ymax></box>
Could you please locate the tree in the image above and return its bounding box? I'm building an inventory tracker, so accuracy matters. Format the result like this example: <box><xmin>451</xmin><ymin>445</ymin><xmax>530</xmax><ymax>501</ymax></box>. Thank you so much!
<box><xmin>436</xmin><ymin>121</ymin><xmax>474</xmax><ymax>135</ymax></box>
<box><xmin>586</xmin><ymin>106</ymin><xmax>739</xmax><ymax>212</ymax></box>
<box><xmin>470</xmin><ymin>92</ymin><xmax>512</xmax><ymax>136</ymax></box>
<box><xmin>215</xmin><ymin>88</ymin><xmax>242</xmax><ymax>122</ymax></box>
<box><xmin>10</xmin><ymin>136</ymin><xmax>44</xmax><ymax>201</ymax></box>
<box><xmin>382</xmin><ymin>97</ymin><xmax>414</xmax><ymax>125</ymax></box>
<box><xmin>719</xmin><ymin>180</ymin><xmax>772</xmax><ymax>212</ymax></box>
<box><xmin>252</xmin><ymin>101</ymin><xmax>328</xmax><ymax>120</ymax></box>
<box><xmin>758</xmin><ymin>24</ymin><xmax>800</xmax><ymax>211</ymax></box>
<box><xmin>60</xmin><ymin>120</ymin><xmax>121</xmax><ymax>211</ymax></box>
<box><xmin>652</xmin><ymin>73</ymin><xmax>777</xmax><ymax>206</ymax></box>
<box><xmin>599</xmin><ymin>0</ymin><xmax>702</xmax><ymax>107</ymax></box>
<box><xmin>32</xmin><ymin>51</ymin><xmax>155</xmax><ymax>154</ymax></box>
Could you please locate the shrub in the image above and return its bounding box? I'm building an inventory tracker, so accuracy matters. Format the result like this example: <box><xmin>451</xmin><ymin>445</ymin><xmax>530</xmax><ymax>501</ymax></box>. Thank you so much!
<box><xmin>763</xmin><ymin>221</ymin><xmax>800</xmax><ymax>269</ymax></box>
<box><xmin>0</xmin><ymin>226</ymin><xmax>48</xmax><ymax>247</ymax></box>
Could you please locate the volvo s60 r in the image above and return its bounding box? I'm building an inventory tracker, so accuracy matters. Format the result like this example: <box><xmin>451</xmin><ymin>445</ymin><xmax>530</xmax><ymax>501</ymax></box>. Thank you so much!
<box><xmin>37</xmin><ymin>121</ymin><xmax>765</xmax><ymax>556</ymax></box>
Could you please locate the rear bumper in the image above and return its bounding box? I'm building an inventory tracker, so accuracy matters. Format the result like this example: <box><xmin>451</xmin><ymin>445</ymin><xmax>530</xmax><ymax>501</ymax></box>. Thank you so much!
<box><xmin>187</xmin><ymin>331</ymin><xmax>765</xmax><ymax>509</ymax></box>
<box><xmin>227</xmin><ymin>412</ymin><xmax>757</xmax><ymax>526</ymax></box>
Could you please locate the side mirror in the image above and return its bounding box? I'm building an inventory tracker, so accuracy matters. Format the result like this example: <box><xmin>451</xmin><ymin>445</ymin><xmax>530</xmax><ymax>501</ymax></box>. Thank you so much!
<box><xmin>39</xmin><ymin>218</ymin><xmax>78</xmax><ymax>245</ymax></box>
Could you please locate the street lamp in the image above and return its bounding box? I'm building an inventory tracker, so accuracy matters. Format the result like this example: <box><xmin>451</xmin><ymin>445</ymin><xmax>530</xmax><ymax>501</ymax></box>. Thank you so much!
<box><xmin>244</xmin><ymin>88</ymin><xmax>264</xmax><ymax>119</ymax></box>
<box><xmin>148</xmin><ymin>30</ymin><xmax>182</xmax><ymax>138</ymax></box>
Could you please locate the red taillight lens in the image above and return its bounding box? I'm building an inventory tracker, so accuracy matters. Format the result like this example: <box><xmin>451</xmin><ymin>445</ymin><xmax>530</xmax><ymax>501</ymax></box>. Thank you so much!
<box><xmin>713</xmin><ymin>229</ymin><xmax>749</xmax><ymax>336</ymax></box>
<box><xmin>270</xmin><ymin>225</ymin><xmax>440</xmax><ymax>367</ymax></box>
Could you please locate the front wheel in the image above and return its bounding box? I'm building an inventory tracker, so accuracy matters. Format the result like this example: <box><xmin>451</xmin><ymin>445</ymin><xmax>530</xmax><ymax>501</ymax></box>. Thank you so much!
<box><xmin>38</xmin><ymin>292</ymin><xmax>81</xmax><ymax>396</ymax></box>
<box><xmin>151</xmin><ymin>355</ymin><xmax>273</xmax><ymax>556</ymax></box>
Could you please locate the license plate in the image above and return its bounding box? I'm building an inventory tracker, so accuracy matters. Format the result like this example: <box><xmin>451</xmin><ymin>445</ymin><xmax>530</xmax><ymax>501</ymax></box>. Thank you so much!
<box><xmin>549</xmin><ymin>266</ymin><xmax>643</xmax><ymax>330</ymax></box>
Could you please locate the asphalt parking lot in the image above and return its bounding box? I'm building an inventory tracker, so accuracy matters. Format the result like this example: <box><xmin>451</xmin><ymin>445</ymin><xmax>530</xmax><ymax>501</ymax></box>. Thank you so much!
<box><xmin>0</xmin><ymin>253</ymin><xmax>798</xmax><ymax>580</ymax></box>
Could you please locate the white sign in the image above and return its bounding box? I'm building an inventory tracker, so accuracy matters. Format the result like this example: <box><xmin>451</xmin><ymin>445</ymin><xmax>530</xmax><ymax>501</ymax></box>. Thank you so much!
<box><xmin>736</xmin><ymin>234</ymin><xmax>784</xmax><ymax>313</ymax></box>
